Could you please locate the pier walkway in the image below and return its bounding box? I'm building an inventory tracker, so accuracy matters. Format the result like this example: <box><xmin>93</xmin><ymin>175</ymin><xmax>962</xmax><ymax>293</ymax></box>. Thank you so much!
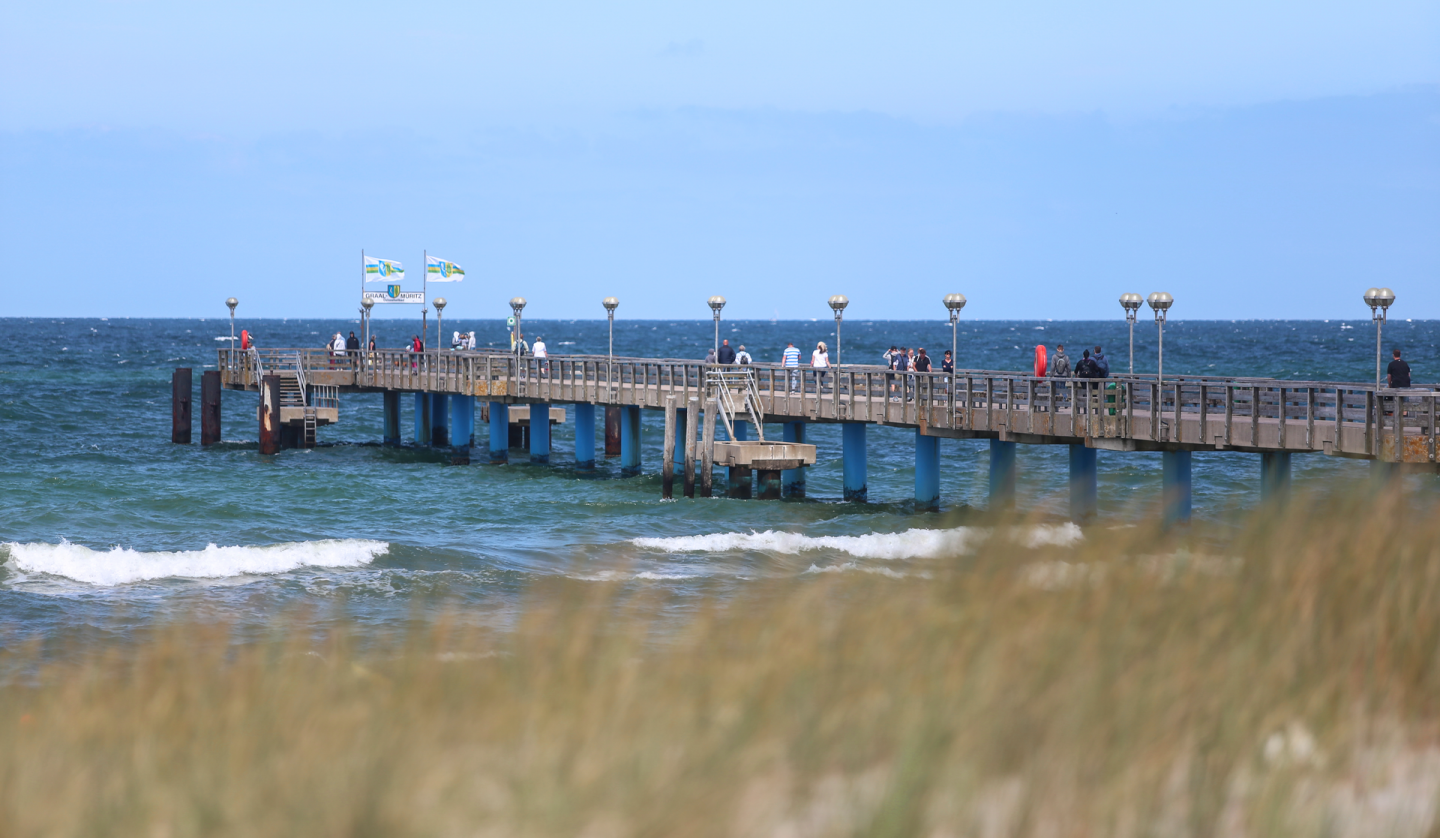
<box><xmin>181</xmin><ymin>347</ymin><xmax>1439</xmax><ymax>521</ymax></box>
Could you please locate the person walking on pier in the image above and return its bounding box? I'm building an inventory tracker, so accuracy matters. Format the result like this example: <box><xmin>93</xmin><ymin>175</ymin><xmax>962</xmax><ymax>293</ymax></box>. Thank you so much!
<box><xmin>1093</xmin><ymin>346</ymin><xmax>1109</xmax><ymax>377</ymax></box>
<box><xmin>812</xmin><ymin>341</ymin><xmax>830</xmax><ymax>391</ymax></box>
<box><xmin>736</xmin><ymin>345</ymin><xmax>752</xmax><ymax>365</ymax></box>
<box><xmin>1049</xmin><ymin>344</ymin><xmax>1071</xmax><ymax>378</ymax></box>
<box><xmin>717</xmin><ymin>339</ymin><xmax>736</xmax><ymax>365</ymax></box>
<box><xmin>782</xmin><ymin>341</ymin><xmax>802</xmax><ymax>391</ymax></box>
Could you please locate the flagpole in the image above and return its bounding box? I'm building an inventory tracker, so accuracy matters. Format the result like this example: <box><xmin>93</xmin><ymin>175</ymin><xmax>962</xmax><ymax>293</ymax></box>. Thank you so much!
<box><xmin>423</xmin><ymin>249</ymin><xmax>428</xmax><ymax>351</ymax></box>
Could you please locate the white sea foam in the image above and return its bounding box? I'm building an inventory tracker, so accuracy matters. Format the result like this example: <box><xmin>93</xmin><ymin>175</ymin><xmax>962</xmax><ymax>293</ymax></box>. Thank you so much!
<box><xmin>633</xmin><ymin>527</ymin><xmax>984</xmax><ymax>560</ymax></box>
<box><xmin>2</xmin><ymin>539</ymin><xmax>387</xmax><ymax>586</ymax></box>
<box><xmin>634</xmin><ymin>524</ymin><xmax>1083</xmax><ymax>560</ymax></box>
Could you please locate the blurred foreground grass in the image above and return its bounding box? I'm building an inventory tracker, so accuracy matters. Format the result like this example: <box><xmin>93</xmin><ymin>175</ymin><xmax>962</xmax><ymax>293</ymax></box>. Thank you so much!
<box><xmin>4</xmin><ymin>488</ymin><xmax>1440</xmax><ymax>836</ymax></box>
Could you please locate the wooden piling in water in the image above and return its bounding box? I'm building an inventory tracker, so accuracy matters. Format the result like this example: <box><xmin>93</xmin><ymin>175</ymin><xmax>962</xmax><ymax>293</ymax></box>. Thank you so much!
<box><xmin>200</xmin><ymin>371</ymin><xmax>221</xmax><ymax>446</ymax></box>
<box><xmin>259</xmin><ymin>374</ymin><xmax>281</xmax><ymax>455</ymax></box>
<box><xmin>700</xmin><ymin>398</ymin><xmax>716</xmax><ymax>498</ymax></box>
<box><xmin>171</xmin><ymin>368</ymin><xmax>192</xmax><ymax>444</ymax></box>
<box><xmin>662</xmin><ymin>397</ymin><xmax>676</xmax><ymax>499</ymax></box>
<box><xmin>604</xmin><ymin>405</ymin><xmax>621</xmax><ymax>457</ymax></box>
<box><xmin>683</xmin><ymin>396</ymin><xmax>698</xmax><ymax>498</ymax></box>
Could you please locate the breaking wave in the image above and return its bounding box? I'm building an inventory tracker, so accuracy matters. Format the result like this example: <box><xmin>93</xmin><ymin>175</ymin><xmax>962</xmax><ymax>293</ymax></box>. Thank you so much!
<box><xmin>633</xmin><ymin>524</ymin><xmax>1082</xmax><ymax>560</ymax></box>
<box><xmin>2</xmin><ymin>539</ymin><xmax>388</xmax><ymax>586</ymax></box>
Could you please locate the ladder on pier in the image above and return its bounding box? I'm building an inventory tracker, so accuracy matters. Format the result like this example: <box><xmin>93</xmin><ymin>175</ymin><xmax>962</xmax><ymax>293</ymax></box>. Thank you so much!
<box><xmin>706</xmin><ymin>368</ymin><xmax>766</xmax><ymax>441</ymax></box>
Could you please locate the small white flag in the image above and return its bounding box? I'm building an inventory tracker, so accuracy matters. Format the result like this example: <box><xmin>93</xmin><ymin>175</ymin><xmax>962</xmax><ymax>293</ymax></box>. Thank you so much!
<box><xmin>364</xmin><ymin>256</ymin><xmax>404</xmax><ymax>282</ymax></box>
<box><xmin>426</xmin><ymin>254</ymin><xmax>465</xmax><ymax>282</ymax></box>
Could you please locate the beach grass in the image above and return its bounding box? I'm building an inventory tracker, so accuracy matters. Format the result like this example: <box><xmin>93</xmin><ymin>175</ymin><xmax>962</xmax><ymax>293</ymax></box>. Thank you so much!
<box><xmin>3</xmin><ymin>486</ymin><xmax>1440</xmax><ymax>836</ymax></box>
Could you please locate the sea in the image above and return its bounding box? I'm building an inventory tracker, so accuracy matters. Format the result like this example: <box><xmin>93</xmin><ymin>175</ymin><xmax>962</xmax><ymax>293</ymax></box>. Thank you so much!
<box><xmin>1</xmin><ymin>316</ymin><xmax>1435</xmax><ymax>649</ymax></box>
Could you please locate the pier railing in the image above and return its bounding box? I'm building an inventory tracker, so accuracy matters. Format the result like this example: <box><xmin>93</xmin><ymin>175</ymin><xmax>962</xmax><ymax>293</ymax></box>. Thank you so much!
<box><xmin>218</xmin><ymin>348</ymin><xmax>1438</xmax><ymax>462</ymax></box>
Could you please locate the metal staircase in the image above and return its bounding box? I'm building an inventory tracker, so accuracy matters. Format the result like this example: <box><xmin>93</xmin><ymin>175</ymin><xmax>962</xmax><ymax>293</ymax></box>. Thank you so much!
<box><xmin>706</xmin><ymin>368</ymin><xmax>766</xmax><ymax>441</ymax></box>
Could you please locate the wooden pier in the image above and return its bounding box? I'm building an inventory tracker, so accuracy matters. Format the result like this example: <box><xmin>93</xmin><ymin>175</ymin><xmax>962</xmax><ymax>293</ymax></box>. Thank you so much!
<box><xmin>169</xmin><ymin>347</ymin><xmax>1439</xmax><ymax>520</ymax></box>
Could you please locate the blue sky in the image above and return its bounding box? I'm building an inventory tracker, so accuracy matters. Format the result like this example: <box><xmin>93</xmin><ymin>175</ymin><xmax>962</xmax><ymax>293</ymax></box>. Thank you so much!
<box><xmin>2</xmin><ymin>1</ymin><xmax>1437</xmax><ymax>319</ymax></box>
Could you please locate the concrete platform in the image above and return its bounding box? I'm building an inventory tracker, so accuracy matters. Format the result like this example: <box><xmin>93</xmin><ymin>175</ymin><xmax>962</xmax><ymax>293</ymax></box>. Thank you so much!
<box><xmin>713</xmin><ymin>440</ymin><xmax>817</xmax><ymax>471</ymax></box>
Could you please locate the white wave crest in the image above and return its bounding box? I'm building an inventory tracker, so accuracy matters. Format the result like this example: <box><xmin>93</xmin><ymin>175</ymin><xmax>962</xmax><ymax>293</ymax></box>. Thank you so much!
<box><xmin>3</xmin><ymin>539</ymin><xmax>388</xmax><ymax>586</ymax></box>
<box><xmin>633</xmin><ymin>527</ymin><xmax>983</xmax><ymax>560</ymax></box>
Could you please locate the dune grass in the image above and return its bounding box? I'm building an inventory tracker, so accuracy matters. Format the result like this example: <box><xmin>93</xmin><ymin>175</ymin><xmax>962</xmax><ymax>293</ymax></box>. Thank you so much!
<box><xmin>3</xmin><ymin>486</ymin><xmax>1440</xmax><ymax>836</ymax></box>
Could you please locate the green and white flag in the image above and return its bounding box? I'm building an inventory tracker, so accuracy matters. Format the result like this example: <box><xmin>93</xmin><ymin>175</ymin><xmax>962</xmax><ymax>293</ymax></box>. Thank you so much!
<box><xmin>364</xmin><ymin>256</ymin><xmax>404</xmax><ymax>282</ymax></box>
<box><xmin>425</xmin><ymin>254</ymin><xmax>465</xmax><ymax>282</ymax></box>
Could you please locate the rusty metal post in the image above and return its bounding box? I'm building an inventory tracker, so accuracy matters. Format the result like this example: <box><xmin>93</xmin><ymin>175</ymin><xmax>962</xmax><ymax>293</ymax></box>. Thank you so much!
<box><xmin>171</xmin><ymin>368</ymin><xmax>192</xmax><ymax>443</ymax></box>
<box><xmin>200</xmin><ymin>370</ymin><xmax>221</xmax><ymax>446</ymax></box>
<box><xmin>259</xmin><ymin>374</ymin><xmax>281</xmax><ymax>455</ymax></box>
<box><xmin>605</xmin><ymin>405</ymin><xmax>622</xmax><ymax>456</ymax></box>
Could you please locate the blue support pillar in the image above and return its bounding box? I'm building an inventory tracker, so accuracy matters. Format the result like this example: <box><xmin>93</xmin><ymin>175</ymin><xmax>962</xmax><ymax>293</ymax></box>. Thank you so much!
<box><xmin>989</xmin><ymin>440</ymin><xmax>1017</xmax><ymax>510</ymax></box>
<box><xmin>620</xmin><ymin>405</ymin><xmax>641</xmax><ymax>476</ymax></box>
<box><xmin>382</xmin><ymin>391</ymin><xmax>401</xmax><ymax>446</ymax></box>
<box><xmin>782</xmin><ymin>422</ymin><xmax>806</xmax><ymax>497</ymax></box>
<box><xmin>1260</xmin><ymin>451</ymin><xmax>1291</xmax><ymax>502</ymax></box>
<box><xmin>842</xmin><ymin>423</ymin><xmax>868</xmax><ymax>502</ymax></box>
<box><xmin>414</xmin><ymin>392</ymin><xmax>431</xmax><ymax>445</ymax></box>
<box><xmin>574</xmin><ymin>404</ymin><xmax>596</xmax><ymax>471</ymax></box>
<box><xmin>450</xmin><ymin>396</ymin><xmax>474</xmax><ymax>463</ymax></box>
<box><xmin>915</xmin><ymin>430</ymin><xmax>940</xmax><ymax>510</ymax></box>
<box><xmin>1068</xmin><ymin>444</ymin><xmax>1098</xmax><ymax>523</ymax></box>
<box><xmin>487</xmin><ymin>403</ymin><xmax>509</xmax><ymax>464</ymax></box>
<box><xmin>530</xmin><ymin>402</ymin><xmax>551</xmax><ymax>464</ymax></box>
<box><xmin>430</xmin><ymin>393</ymin><xmax>450</xmax><ymax>447</ymax></box>
<box><xmin>1162</xmin><ymin>450</ymin><xmax>1193</xmax><ymax>526</ymax></box>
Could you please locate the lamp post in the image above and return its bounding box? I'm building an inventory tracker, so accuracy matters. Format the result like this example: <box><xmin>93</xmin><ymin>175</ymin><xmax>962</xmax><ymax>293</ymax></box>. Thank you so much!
<box><xmin>603</xmin><ymin>296</ymin><xmax>619</xmax><ymax>393</ymax></box>
<box><xmin>1119</xmin><ymin>293</ymin><xmax>1143</xmax><ymax>374</ymax></box>
<box><xmin>1364</xmin><ymin>287</ymin><xmax>1396</xmax><ymax>389</ymax></box>
<box><xmin>226</xmin><ymin>297</ymin><xmax>238</xmax><ymax>345</ymax></box>
<box><xmin>828</xmin><ymin>295</ymin><xmax>848</xmax><ymax>367</ymax></box>
<box><xmin>361</xmin><ymin>297</ymin><xmax>373</xmax><ymax>353</ymax></box>
<box><xmin>1147</xmin><ymin>292</ymin><xmax>1173</xmax><ymax>386</ymax></box>
<box><xmin>510</xmin><ymin>297</ymin><xmax>526</xmax><ymax>359</ymax></box>
<box><xmin>707</xmin><ymin>296</ymin><xmax>726</xmax><ymax>359</ymax></box>
<box><xmin>943</xmin><ymin>294</ymin><xmax>966</xmax><ymax>370</ymax></box>
<box><xmin>433</xmin><ymin>297</ymin><xmax>447</xmax><ymax>349</ymax></box>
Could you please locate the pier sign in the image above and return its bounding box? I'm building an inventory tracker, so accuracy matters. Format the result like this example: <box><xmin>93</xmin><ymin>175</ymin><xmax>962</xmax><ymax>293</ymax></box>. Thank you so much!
<box><xmin>364</xmin><ymin>289</ymin><xmax>425</xmax><ymax>305</ymax></box>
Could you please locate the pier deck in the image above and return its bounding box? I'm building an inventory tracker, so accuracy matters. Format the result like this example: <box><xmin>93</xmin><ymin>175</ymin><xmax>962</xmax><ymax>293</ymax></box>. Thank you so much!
<box><xmin>218</xmin><ymin>348</ymin><xmax>1438</xmax><ymax>465</ymax></box>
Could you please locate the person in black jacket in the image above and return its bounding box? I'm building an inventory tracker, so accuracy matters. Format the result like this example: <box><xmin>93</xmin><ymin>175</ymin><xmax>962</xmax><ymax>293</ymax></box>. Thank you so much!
<box><xmin>716</xmin><ymin>339</ymin><xmax>737</xmax><ymax>365</ymax></box>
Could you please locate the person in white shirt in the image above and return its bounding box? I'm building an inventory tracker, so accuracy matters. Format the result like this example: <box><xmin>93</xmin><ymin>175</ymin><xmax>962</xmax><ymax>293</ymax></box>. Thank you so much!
<box><xmin>811</xmin><ymin>341</ymin><xmax>830</xmax><ymax>391</ymax></box>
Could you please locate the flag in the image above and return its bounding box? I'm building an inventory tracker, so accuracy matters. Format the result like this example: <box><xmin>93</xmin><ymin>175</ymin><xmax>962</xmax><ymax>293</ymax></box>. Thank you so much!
<box><xmin>364</xmin><ymin>256</ymin><xmax>404</xmax><ymax>282</ymax></box>
<box><xmin>425</xmin><ymin>254</ymin><xmax>465</xmax><ymax>282</ymax></box>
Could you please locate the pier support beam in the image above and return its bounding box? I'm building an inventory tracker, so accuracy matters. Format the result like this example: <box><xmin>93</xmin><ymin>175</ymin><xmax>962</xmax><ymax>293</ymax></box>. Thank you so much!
<box><xmin>662</xmin><ymin>398</ymin><xmax>676</xmax><ymax>498</ymax></box>
<box><xmin>382</xmin><ymin>392</ymin><xmax>401</xmax><ymax>446</ymax></box>
<box><xmin>605</xmin><ymin>406</ymin><xmax>622</xmax><ymax>457</ymax></box>
<box><xmin>430</xmin><ymin>393</ymin><xmax>450</xmax><ymax>448</ymax></box>
<box><xmin>414</xmin><ymin>393</ymin><xmax>431</xmax><ymax>445</ymax></box>
<box><xmin>700</xmin><ymin>401</ymin><xmax>716</xmax><ymax>496</ymax></box>
<box><xmin>259</xmin><ymin>374</ymin><xmax>281</xmax><ymax>456</ymax></box>
<box><xmin>757</xmin><ymin>469</ymin><xmax>782</xmax><ymax>500</ymax></box>
<box><xmin>989</xmin><ymin>440</ymin><xmax>1017</xmax><ymax>510</ymax></box>
<box><xmin>684</xmin><ymin>398</ymin><xmax>698</xmax><ymax>497</ymax></box>
<box><xmin>1069</xmin><ymin>445</ymin><xmax>1098</xmax><ymax>524</ymax></box>
<box><xmin>915</xmin><ymin>430</ymin><xmax>940</xmax><ymax>510</ymax></box>
<box><xmin>574</xmin><ymin>404</ymin><xmax>596</xmax><ymax>471</ymax></box>
<box><xmin>200</xmin><ymin>371</ymin><xmax>221</xmax><ymax>446</ymax></box>
<box><xmin>450</xmin><ymin>396</ymin><xmax>474</xmax><ymax>464</ymax></box>
<box><xmin>487</xmin><ymin>403</ymin><xmax>509</xmax><ymax>464</ymax></box>
<box><xmin>1260</xmin><ymin>452</ymin><xmax>1291</xmax><ymax>503</ymax></box>
<box><xmin>620</xmin><ymin>405</ymin><xmax>642</xmax><ymax>476</ymax></box>
<box><xmin>1162</xmin><ymin>450</ymin><xmax>1193</xmax><ymax>526</ymax></box>
<box><xmin>728</xmin><ymin>466</ymin><xmax>754</xmax><ymax>499</ymax></box>
<box><xmin>842</xmin><ymin>423</ymin><xmax>867</xmax><ymax>502</ymax></box>
<box><xmin>171</xmin><ymin>368</ymin><xmax>192</xmax><ymax>444</ymax></box>
<box><xmin>530</xmin><ymin>402</ymin><xmax>551</xmax><ymax>464</ymax></box>
<box><xmin>782</xmin><ymin>422</ymin><xmax>806</xmax><ymax>498</ymax></box>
